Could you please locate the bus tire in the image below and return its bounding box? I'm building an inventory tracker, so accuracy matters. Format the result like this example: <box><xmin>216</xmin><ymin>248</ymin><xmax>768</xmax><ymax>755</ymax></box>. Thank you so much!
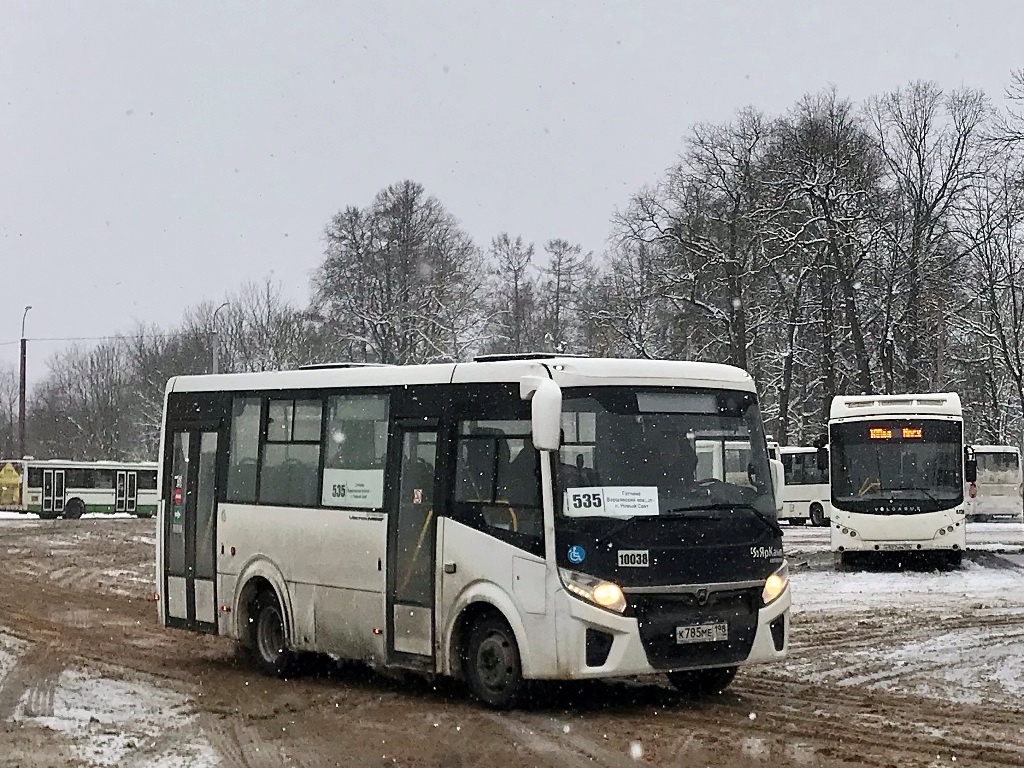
<box><xmin>463</xmin><ymin>614</ymin><xmax>523</xmax><ymax>709</ymax></box>
<box><xmin>809</xmin><ymin>503</ymin><xmax>826</xmax><ymax>527</ymax></box>
<box><xmin>63</xmin><ymin>498</ymin><xmax>85</xmax><ymax>520</ymax></box>
<box><xmin>667</xmin><ymin>665</ymin><xmax>737</xmax><ymax>696</ymax></box>
<box><xmin>945</xmin><ymin>551</ymin><xmax>963</xmax><ymax>569</ymax></box>
<box><xmin>37</xmin><ymin>510</ymin><xmax>59</xmax><ymax>521</ymax></box>
<box><xmin>252</xmin><ymin>590</ymin><xmax>295</xmax><ymax>678</ymax></box>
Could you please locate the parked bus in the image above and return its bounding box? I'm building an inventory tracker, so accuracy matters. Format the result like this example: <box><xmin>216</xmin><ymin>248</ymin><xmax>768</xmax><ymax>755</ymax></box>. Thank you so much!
<box><xmin>778</xmin><ymin>446</ymin><xmax>830</xmax><ymax>527</ymax></box>
<box><xmin>824</xmin><ymin>393</ymin><xmax>971</xmax><ymax>568</ymax></box>
<box><xmin>965</xmin><ymin>445</ymin><xmax>1023</xmax><ymax>522</ymax></box>
<box><xmin>155</xmin><ymin>355</ymin><xmax>790</xmax><ymax>708</ymax></box>
<box><xmin>0</xmin><ymin>458</ymin><xmax>158</xmax><ymax>519</ymax></box>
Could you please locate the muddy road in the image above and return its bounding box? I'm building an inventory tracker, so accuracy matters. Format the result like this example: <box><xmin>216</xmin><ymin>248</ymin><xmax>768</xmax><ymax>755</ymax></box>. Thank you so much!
<box><xmin>1</xmin><ymin>517</ymin><xmax>1023</xmax><ymax>767</ymax></box>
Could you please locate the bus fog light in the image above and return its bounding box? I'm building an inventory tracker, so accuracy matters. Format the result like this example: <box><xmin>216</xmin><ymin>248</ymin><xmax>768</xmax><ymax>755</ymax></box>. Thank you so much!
<box><xmin>559</xmin><ymin>568</ymin><xmax>627</xmax><ymax>614</ymax></box>
<box><xmin>762</xmin><ymin>561</ymin><xmax>789</xmax><ymax>606</ymax></box>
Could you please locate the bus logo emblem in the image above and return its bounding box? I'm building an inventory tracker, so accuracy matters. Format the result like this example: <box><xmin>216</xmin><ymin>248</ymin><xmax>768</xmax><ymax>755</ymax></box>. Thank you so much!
<box><xmin>567</xmin><ymin>545</ymin><xmax>586</xmax><ymax>564</ymax></box>
<box><xmin>413</xmin><ymin>489</ymin><xmax>423</xmax><ymax>504</ymax></box>
<box><xmin>696</xmin><ymin>588</ymin><xmax>709</xmax><ymax>606</ymax></box>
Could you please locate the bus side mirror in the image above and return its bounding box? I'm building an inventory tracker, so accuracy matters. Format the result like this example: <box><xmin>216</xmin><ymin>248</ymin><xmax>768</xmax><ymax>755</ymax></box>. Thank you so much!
<box><xmin>770</xmin><ymin>458</ymin><xmax>785</xmax><ymax>513</ymax></box>
<box><xmin>965</xmin><ymin>457</ymin><xmax>977</xmax><ymax>484</ymax></box>
<box><xmin>521</xmin><ymin>376</ymin><xmax>562</xmax><ymax>452</ymax></box>
<box><xmin>816</xmin><ymin>446</ymin><xmax>828</xmax><ymax>472</ymax></box>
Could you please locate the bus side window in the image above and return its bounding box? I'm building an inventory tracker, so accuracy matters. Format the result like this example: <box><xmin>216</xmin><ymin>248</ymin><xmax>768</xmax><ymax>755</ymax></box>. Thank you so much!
<box><xmin>453</xmin><ymin>421</ymin><xmax>542</xmax><ymax>557</ymax></box>
<box><xmin>227</xmin><ymin>397</ymin><xmax>261</xmax><ymax>503</ymax></box>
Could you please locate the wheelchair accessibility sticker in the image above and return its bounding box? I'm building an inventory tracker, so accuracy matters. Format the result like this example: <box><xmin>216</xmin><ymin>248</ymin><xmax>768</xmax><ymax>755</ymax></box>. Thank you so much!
<box><xmin>567</xmin><ymin>545</ymin><xmax>586</xmax><ymax>564</ymax></box>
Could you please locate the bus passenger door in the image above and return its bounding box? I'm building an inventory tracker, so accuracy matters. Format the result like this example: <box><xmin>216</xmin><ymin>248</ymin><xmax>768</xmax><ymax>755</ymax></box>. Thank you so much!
<box><xmin>126</xmin><ymin>471</ymin><xmax>138</xmax><ymax>514</ymax></box>
<box><xmin>163</xmin><ymin>428</ymin><xmax>221</xmax><ymax>632</ymax></box>
<box><xmin>116</xmin><ymin>471</ymin><xmax>128</xmax><ymax>513</ymax></box>
<box><xmin>42</xmin><ymin>469</ymin><xmax>65</xmax><ymax>516</ymax></box>
<box><xmin>388</xmin><ymin>423</ymin><xmax>439</xmax><ymax>664</ymax></box>
<box><xmin>117</xmin><ymin>470</ymin><xmax>139</xmax><ymax>514</ymax></box>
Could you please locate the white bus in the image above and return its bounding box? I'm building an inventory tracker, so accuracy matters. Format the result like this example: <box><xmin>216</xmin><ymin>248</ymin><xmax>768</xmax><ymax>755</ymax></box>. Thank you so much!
<box><xmin>965</xmin><ymin>445</ymin><xmax>1023</xmax><ymax>522</ymax></box>
<box><xmin>155</xmin><ymin>355</ymin><xmax>790</xmax><ymax>707</ymax></box>
<box><xmin>0</xmin><ymin>458</ymin><xmax>158</xmax><ymax>519</ymax></box>
<box><xmin>778</xmin><ymin>446</ymin><xmax>830</xmax><ymax>527</ymax></box>
<box><xmin>824</xmin><ymin>393</ymin><xmax>970</xmax><ymax>568</ymax></box>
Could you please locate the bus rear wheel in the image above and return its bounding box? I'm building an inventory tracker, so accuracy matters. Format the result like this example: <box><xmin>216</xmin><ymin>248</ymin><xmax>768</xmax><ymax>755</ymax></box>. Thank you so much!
<box><xmin>63</xmin><ymin>498</ymin><xmax>85</xmax><ymax>520</ymax></box>
<box><xmin>667</xmin><ymin>666</ymin><xmax>738</xmax><ymax>696</ymax></box>
<box><xmin>251</xmin><ymin>591</ymin><xmax>295</xmax><ymax>678</ymax></box>
<box><xmin>809</xmin><ymin>503</ymin><xmax>826</xmax><ymax>527</ymax></box>
<box><xmin>463</xmin><ymin>615</ymin><xmax>523</xmax><ymax>709</ymax></box>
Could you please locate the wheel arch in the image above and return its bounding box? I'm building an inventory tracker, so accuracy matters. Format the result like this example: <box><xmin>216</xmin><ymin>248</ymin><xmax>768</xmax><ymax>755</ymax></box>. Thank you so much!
<box><xmin>232</xmin><ymin>557</ymin><xmax>294</xmax><ymax>649</ymax></box>
<box><xmin>442</xmin><ymin>582</ymin><xmax>532</xmax><ymax>680</ymax></box>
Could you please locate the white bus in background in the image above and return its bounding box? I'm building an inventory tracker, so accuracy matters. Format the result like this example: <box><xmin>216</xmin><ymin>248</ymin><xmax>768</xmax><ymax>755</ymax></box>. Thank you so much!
<box><xmin>778</xmin><ymin>446</ymin><xmax>830</xmax><ymax>527</ymax></box>
<box><xmin>965</xmin><ymin>445</ymin><xmax>1023</xmax><ymax>522</ymax></box>
<box><xmin>156</xmin><ymin>354</ymin><xmax>790</xmax><ymax>708</ymax></box>
<box><xmin>0</xmin><ymin>458</ymin><xmax>158</xmax><ymax>519</ymax></box>
<box><xmin>824</xmin><ymin>392</ymin><xmax>971</xmax><ymax>568</ymax></box>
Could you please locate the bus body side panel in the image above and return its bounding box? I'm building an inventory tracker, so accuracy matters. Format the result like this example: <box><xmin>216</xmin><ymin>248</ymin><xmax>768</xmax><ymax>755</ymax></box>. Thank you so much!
<box><xmin>436</xmin><ymin>518</ymin><xmax>552</xmax><ymax>679</ymax></box>
<box><xmin>218</xmin><ymin>504</ymin><xmax>389</xmax><ymax>664</ymax></box>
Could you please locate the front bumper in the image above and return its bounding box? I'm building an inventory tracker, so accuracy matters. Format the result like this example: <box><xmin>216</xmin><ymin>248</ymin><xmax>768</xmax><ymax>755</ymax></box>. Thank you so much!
<box><xmin>549</xmin><ymin>582</ymin><xmax>790</xmax><ymax>680</ymax></box>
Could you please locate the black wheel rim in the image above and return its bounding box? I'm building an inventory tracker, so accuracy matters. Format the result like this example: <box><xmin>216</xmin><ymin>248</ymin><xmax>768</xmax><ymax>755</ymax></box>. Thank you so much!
<box><xmin>257</xmin><ymin>604</ymin><xmax>285</xmax><ymax>665</ymax></box>
<box><xmin>475</xmin><ymin>631</ymin><xmax>516</xmax><ymax>695</ymax></box>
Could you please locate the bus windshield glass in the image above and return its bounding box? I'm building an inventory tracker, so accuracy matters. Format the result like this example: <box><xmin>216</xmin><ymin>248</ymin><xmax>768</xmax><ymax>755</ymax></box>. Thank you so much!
<box><xmin>831</xmin><ymin>419</ymin><xmax>963</xmax><ymax>512</ymax></box>
<box><xmin>555</xmin><ymin>388</ymin><xmax>774</xmax><ymax>520</ymax></box>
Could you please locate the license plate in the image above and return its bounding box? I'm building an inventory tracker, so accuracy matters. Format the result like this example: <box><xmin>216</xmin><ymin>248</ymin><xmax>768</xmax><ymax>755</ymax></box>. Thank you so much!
<box><xmin>878</xmin><ymin>543</ymin><xmax>909</xmax><ymax>551</ymax></box>
<box><xmin>676</xmin><ymin>622</ymin><xmax>728</xmax><ymax>644</ymax></box>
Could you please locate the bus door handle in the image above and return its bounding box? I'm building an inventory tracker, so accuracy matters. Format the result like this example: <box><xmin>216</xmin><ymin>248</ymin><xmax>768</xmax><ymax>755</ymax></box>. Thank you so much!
<box><xmin>444</xmin><ymin>563</ymin><xmax>457</xmax><ymax>575</ymax></box>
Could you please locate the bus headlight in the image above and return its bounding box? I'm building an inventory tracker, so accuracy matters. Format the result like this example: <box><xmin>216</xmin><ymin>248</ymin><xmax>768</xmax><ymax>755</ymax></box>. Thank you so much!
<box><xmin>762</xmin><ymin>561</ymin><xmax>789</xmax><ymax>606</ymax></box>
<box><xmin>558</xmin><ymin>568</ymin><xmax>627</xmax><ymax>614</ymax></box>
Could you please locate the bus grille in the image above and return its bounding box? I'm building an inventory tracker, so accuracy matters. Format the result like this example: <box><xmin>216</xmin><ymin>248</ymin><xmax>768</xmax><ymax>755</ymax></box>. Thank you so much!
<box><xmin>627</xmin><ymin>587</ymin><xmax>759</xmax><ymax>670</ymax></box>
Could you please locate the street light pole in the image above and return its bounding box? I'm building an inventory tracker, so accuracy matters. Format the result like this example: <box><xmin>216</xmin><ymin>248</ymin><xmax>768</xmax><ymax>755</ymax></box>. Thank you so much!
<box><xmin>211</xmin><ymin>302</ymin><xmax>229</xmax><ymax>375</ymax></box>
<box><xmin>18</xmin><ymin>305</ymin><xmax>31</xmax><ymax>458</ymax></box>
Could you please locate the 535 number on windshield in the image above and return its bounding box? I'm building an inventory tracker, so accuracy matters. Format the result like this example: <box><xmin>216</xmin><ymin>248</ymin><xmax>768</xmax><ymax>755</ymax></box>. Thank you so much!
<box><xmin>567</xmin><ymin>490</ymin><xmax>604</xmax><ymax>509</ymax></box>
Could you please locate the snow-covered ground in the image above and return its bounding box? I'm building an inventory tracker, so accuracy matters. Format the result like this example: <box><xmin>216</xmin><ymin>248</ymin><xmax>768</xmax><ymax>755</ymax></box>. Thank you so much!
<box><xmin>0</xmin><ymin>626</ymin><xmax>215</xmax><ymax>767</ymax></box>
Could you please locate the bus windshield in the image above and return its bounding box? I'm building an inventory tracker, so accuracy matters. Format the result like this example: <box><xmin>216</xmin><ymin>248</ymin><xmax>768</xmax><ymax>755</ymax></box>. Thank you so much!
<box><xmin>555</xmin><ymin>387</ymin><xmax>775</xmax><ymax>520</ymax></box>
<box><xmin>831</xmin><ymin>419</ymin><xmax>963</xmax><ymax>512</ymax></box>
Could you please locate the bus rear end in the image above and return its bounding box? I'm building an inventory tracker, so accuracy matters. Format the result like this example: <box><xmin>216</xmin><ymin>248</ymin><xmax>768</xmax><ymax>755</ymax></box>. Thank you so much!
<box><xmin>966</xmin><ymin>446</ymin><xmax>1023</xmax><ymax>522</ymax></box>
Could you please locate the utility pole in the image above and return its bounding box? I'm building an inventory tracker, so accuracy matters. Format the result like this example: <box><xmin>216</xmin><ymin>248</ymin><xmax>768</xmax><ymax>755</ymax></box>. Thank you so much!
<box><xmin>18</xmin><ymin>305</ymin><xmax>31</xmax><ymax>458</ymax></box>
<box><xmin>211</xmin><ymin>302</ymin><xmax>229</xmax><ymax>374</ymax></box>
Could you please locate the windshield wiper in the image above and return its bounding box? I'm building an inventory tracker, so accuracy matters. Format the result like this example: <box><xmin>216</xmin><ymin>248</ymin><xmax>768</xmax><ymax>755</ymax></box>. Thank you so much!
<box><xmin>887</xmin><ymin>487</ymin><xmax>942</xmax><ymax>505</ymax></box>
<box><xmin>668</xmin><ymin>501</ymin><xmax>783</xmax><ymax>537</ymax></box>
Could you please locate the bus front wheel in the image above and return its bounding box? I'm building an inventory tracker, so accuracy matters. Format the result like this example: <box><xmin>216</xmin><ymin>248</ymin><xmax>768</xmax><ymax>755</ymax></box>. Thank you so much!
<box><xmin>252</xmin><ymin>591</ymin><xmax>295</xmax><ymax>678</ymax></box>
<box><xmin>809</xmin><ymin>503</ymin><xmax>826</xmax><ymax>527</ymax></box>
<box><xmin>463</xmin><ymin>615</ymin><xmax>523</xmax><ymax>709</ymax></box>
<box><xmin>667</xmin><ymin>665</ymin><xmax>738</xmax><ymax>696</ymax></box>
<box><xmin>63</xmin><ymin>498</ymin><xmax>85</xmax><ymax>520</ymax></box>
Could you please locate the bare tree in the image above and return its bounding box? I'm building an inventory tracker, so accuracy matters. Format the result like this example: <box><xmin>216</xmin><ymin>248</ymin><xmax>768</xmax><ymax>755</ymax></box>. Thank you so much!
<box><xmin>867</xmin><ymin>81</ymin><xmax>991</xmax><ymax>391</ymax></box>
<box><xmin>313</xmin><ymin>180</ymin><xmax>484</xmax><ymax>364</ymax></box>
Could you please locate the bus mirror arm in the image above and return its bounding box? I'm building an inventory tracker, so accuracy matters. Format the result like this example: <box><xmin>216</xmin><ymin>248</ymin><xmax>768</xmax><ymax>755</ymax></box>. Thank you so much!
<box><xmin>770</xmin><ymin>458</ymin><xmax>785</xmax><ymax>514</ymax></box>
<box><xmin>521</xmin><ymin>376</ymin><xmax>562</xmax><ymax>452</ymax></box>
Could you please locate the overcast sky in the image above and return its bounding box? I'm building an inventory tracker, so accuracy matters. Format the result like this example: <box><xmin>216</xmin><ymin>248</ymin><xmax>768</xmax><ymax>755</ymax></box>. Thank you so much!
<box><xmin>2</xmin><ymin>0</ymin><xmax>1022</xmax><ymax>380</ymax></box>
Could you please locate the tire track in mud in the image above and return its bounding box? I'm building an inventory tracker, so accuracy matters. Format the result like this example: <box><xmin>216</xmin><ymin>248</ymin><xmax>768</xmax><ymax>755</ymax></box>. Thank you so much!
<box><xmin>201</xmin><ymin>714</ymin><xmax>332</xmax><ymax>768</ymax></box>
<box><xmin>731</xmin><ymin>676</ymin><xmax>1024</xmax><ymax>767</ymax></box>
<box><xmin>488</xmin><ymin>713</ymin><xmax>651</xmax><ymax>768</ymax></box>
<box><xmin>0</xmin><ymin>645</ymin><xmax>62</xmax><ymax>721</ymax></box>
